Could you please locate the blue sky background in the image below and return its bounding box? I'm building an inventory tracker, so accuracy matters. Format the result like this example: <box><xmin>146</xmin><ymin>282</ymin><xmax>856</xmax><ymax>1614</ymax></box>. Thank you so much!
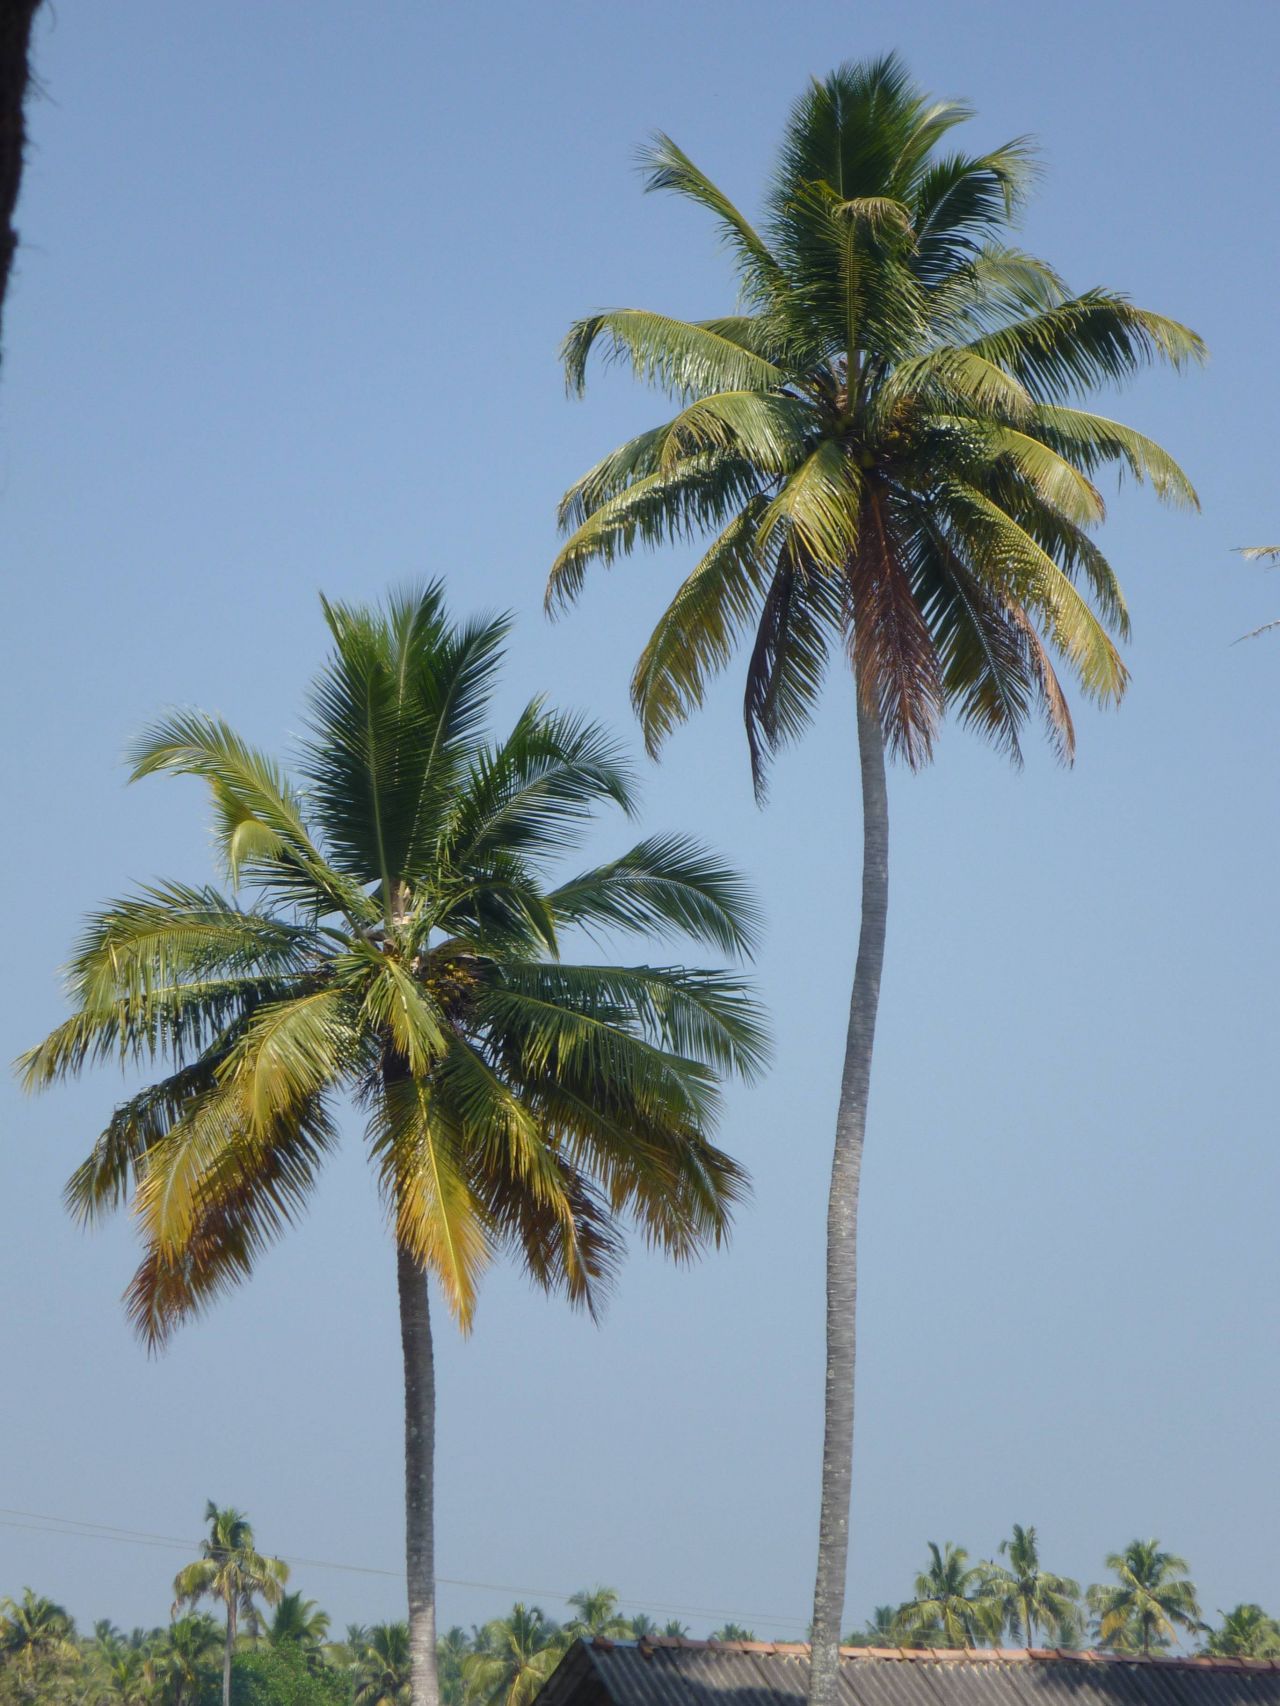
<box><xmin>2</xmin><ymin>0</ymin><xmax>1277</xmax><ymax>1642</ymax></box>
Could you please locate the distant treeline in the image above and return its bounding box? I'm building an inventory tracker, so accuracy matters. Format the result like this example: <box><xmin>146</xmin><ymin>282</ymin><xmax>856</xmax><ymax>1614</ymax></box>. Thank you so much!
<box><xmin>4</xmin><ymin>1528</ymin><xmax>1278</xmax><ymax>1706</ymax></box>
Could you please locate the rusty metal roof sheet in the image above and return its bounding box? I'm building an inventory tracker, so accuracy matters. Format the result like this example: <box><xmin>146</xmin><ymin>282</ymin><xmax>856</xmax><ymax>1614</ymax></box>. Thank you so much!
<box><xmin>534</xmin><ymin>1639</ymin><xmax>1280</xmax><ymax>1706</ymax></box>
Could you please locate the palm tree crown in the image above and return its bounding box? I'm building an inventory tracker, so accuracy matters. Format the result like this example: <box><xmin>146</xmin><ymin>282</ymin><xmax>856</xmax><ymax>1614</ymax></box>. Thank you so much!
<box><xmin>564</xmin><ymin>1587</ymin><xmax>629</xmax><ymax>1640</ymax></box>
<box><xmin>21</xmin><ymin>583</ymin><xmax>764</xmax><ymax>1336</ymax></box>
<box><xmin>986</xmin><ymin>1524</ymin><xmax>1081</xmax><ymax>1646</ymax></box>
<box><xmin>551</xmin><ymin>54</ymin><xmax>1202</xmax><ymax>787</ymax></box>
<box><xmin>463</xmin><ymin>1605</ymin><xmax>564</xmax><ymax>1706</ymax></box>
<box><xmin>1204</xmin><ymin>1604</ymin><xmax>1280</xmax><ymax>1659</ymax></box>
<box><xmin>1086</xmin><ymin>1539</ymin><xmax>1202</xmax><ymax>1654</ymax></box>
<box><xmin>895</xmin><ymin>1543</ymin><xmax>998</xmax><ymax>1649</ymax></box>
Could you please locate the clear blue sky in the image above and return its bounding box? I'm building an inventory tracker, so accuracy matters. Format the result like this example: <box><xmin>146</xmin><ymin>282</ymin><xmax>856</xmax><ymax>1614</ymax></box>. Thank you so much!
<box><xmin>3</xmin><ymin>0</ymin><xmax>1277</xmax><ymax>1643</ymax></box>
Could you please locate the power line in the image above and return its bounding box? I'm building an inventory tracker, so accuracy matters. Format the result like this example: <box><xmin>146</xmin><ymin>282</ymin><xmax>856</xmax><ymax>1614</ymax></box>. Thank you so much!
<box><xmin>0</xmin><ymin>1507</ymin><xmax>812</xmax><ymax>1631</ymax></box>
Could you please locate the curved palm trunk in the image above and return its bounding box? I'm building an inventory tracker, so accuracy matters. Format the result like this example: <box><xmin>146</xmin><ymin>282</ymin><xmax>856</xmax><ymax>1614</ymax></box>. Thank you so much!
<box><xmin>808</xmin><ymin>695</ymin><xmax>888</xmax><ymax>1706</ymax></box>
<box><xmin>0</xmin><ymin>1</ymin><xmax>41</xmax><ymax>354</ymax></box>
<box><xmin>398</xmin><ymin>1243</ymin><xmax>441</xmax><ymax>1706</ymax></box>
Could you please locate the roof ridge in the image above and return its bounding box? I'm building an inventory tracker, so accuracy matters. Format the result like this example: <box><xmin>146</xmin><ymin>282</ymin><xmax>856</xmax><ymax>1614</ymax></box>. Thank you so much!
<box><xmin>595</xmin><ymin>1637</ymin><xmax>1280</xmax><ymax>1672</ymax></box>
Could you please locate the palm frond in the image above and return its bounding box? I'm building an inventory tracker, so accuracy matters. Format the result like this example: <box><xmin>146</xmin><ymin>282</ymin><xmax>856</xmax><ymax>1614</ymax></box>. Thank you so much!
<box><xmin>562</xmin><ymin>309</ymin><xmax>784</xmax><ymax>400</ymax></box>
<box><xmin>548</xmin><ymin>833</ymin><xmax>762</xmax><ymax>956</ymax></box>
<box><xmin>629</xmin><ymin>497</ymin><xmax>773</xmax><ymax>754</ymax></box>
<box><xmin>639</xmin><ymin>133</ymin><xmax>783</xmax><ymax>305</ymax></box>
<box><xmin>548</xmin><ymin>453</ymin><xmax>763</xmax><ymax>610</ymax></box>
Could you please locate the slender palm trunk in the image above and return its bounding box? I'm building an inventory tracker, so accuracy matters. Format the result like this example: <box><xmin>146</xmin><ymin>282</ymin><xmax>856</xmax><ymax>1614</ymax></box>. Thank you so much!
<box><xmin>398</xmin><ymin>1242</ymin><xmax>440</xmax><ymax>1706</ymax></box>
<box><xmin>222</xmin><ymin>1594</ymin><xmax>235</xmax><ymax>1706</ymax></box>
<box><xmin>0</xmin><ymin>1</ymin><xmax>41</xmax><ymax>355</ymax></box>
<box><xmin>808</xmin><ymin>694</ymin><xmax>888</xmax><ymax>1706</ymax></box>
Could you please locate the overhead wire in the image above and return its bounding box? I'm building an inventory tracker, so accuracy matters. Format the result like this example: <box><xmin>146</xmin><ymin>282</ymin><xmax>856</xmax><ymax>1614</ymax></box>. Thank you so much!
<box><xmin>0</xmin><ymin>1507</ymin><xmax>812</xmax><ymax>1631</ymax></box>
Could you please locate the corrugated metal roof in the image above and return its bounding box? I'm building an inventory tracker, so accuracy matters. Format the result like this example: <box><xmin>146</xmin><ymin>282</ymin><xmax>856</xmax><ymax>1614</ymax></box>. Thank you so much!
<box><xmin>534</xmin><ymin>1639</ymin><xmax>1280</xmax><ymax>1706</ymax></box>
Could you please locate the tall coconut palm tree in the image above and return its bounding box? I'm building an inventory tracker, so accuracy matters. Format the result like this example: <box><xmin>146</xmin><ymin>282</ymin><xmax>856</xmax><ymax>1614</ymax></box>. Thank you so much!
<box><xmin>564</xmin><ymin>1588</ymin><xmax>629</xmax><ymax>1640</ymax></box>
<box><xmin>894</xmin><ymin>1544</ymin><xmax>999</xmax><ymax>1649</ymax></box>
<box><xmin>172</xmin><ymin>1502</ymin><xmax>288</xmax><ymax>1706</ymax></box>
<box><xmin>0</xmin><ymin>1590</ymin><xmax>78</xmax><ymax>1700</ymax></box>
<box><xmin>548</xmin><ymin>56</ymin><xmax>1202</xmax><ymax>1705</ymax></box>
<box><xmin>19</xmin><ymin>585</ymin><xmax>764</xmax><ymax>1706</ymax></box>
<box><xmin>463</xmin><ymin>1606</ymin><xmax>564</xmax><ymax>1706</ymax></box>
<box><xmin>1086</xmin><ymin>1540</ymin><xmax>1203</xmax><ymax>1654</ymax></box>
<box><xmin>985</xmin><ymin>1525</ymin><xmax>1081</xmax><ymax>1646</ymax></box>
<box><xmin>1204</xmin><ymin>1604</ymin><xmax>1280</xmax><ymax>1659</ymax></box>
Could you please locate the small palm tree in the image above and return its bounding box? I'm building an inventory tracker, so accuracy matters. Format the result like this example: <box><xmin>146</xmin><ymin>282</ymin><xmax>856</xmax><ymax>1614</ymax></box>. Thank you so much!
<box><xmin>147</xmin><ymin>1615</ymin><xmax>221</xmax><ymax>1706</ymax></box>
<box><xmin>463</xmin><ymin>1606</ymin><xmax>564</xmax><ymax>1706</ymax></box>
<box><xmin>710</xmin><ymin>1624</ymin><xmax>756</xmax><ymax>1643</ymax></box>
<box><xmin>895</xmin><ymin>1544</ymin><xmax>998</xmax><ymax>1649</ymax></box>
<box><xmin>842</xmin><ymin>1606</ymin><xmax>898</xmax><ymax>1646</ymax></box>
<box><xmin>265</xmin><ymin>1592</ymin><xmax>330</xmax><ymax>1669</ymax></box>
<box><xmin>985</xmin><ymin>1525</ymin><xmax>1081</xmax><ymax>1646</ymax></box>
<box><xmin>83</xmin><ymin>1624</ymin><xmax>155</xmax><ymax>1706</ymax></box>
<box><xmin>565</xmin><ymin>1588</ymin><xmax>629</xmax><ymax>1640</ymax></box>
<box><xmin>172</xmin><ymin>1502</ymin><xmax>288</xmax><ymax>1706</ymax></box>
<box><xmin>625</xmin><ymin>1614</ymin><xmax>657</xmax><ymax>1640</ymax></box>
<box><xmin>356</xmin><ymin>1625</ymin><xmax>414</xmax><ymax>1706</ymax></box>
<box><xmin>660</xmin><ymin>1621</ymin><xmax>690</xmax><ymax>1639</ymax></box>
<box><xmin>19</xmin><ymin>585</ymin><xmax>764</xmax><ymax>1706</ymax></box>
<box><xmin>549</xmin><ymin>56</ymin><xmax>1201</xmax><ymax>1706</ymax></box>
<box><xmin>0</xmin><ymin>1590</ymin><xmax>79</xmax><ymax>1700</ymax></box>
<box><xmin>437</xmin><ymin>1627</ymin><xmax>472</xmax><ymax>1706</ymax></box>
<box><xmin>1086</xmin><ymin>1540</ymin><xmax>1202</xmax><ymax>1654</ymax></box>
<box><xmin>1204</xmin><ymin>1604</ymin><xmax>1280</xmax><ymax>1659</ymax></box>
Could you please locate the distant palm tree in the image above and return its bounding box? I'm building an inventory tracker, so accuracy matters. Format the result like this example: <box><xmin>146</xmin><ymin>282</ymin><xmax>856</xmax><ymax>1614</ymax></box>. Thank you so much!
<box><xmin>437</xmin><ymin>1627</ymin><xmax>472</xmax><ymax>1706</ymax></box>
<box><xmin>147</xmin><ymin>1615</ymin><xmax>221</xmax><ymax>1706</ymax></box>
<box><xmin>171</xmin><ymin>1502</ymin><xmax>288</xmax><ymax>1706</ymax></box>
<box><xmin>1204</xmin><ymin>1604</ymin><xmax>1280</xmax><ymax>1659</ymax></box>
<box><xmin>265</xmin><ymin>1592</ymin><xmax>330</xmax><ymax>1669</ymax></box>
<box><xmin>21</xmin><ymin>586</ymin><xmax>763</xmax><ymax>1706</ymax></box>
<box><xmin>842</xmin><ymin>1607</ymin><xmax>898</xmax><ymax>1646</ymax></box>
<box><xmin>549</xmin><ymin>56</ymin><xmax>1202</xmax><ymax>1706</ymax></box>
<box><xmin>661</xmin><ymin>1621</ymin><xmax>690</xmax><ymax>1639</ymax></box>
<box><xmin>985</xmin><ymin>1525</ymin><xmax>1081</xmax><ymax>1646</ymax></box>
<box><xmin>565</xmin><ymin>1589</ymin><xmax>629</xmax><ymax>1640</ymax></box>
<box><xmin>896</xmin><ymin>1544</ymin><xmax>998</xmax><ymax>1648</ymax></box>
<box><xmin>710</xmin><ymin>1624</ymin><xmax>756</xmax><ymax>1643</ymax></box>
<box><xmin>355</xmin><ymin>1624</ymin><xmax>413</xmax><ymax>1706</ymax></box>
<box><xmin>1086</xmin><ymin>1540</ymin><xmax>1202</xmax><ymax>1654</ymax></box>
<box><xmin>84</xmin><ymin>1624</ymin><xmax>154</xmax><ymax>1706</ymax></box>
<box><xmin>0</xmin><ymin>1589</ymin><xmax>78</xmax><ymax>1698</ymax></box>
<box><xmin>464</xmin><ymin>1606</ymin><xmax>564</xmax><ymax>1706</ymax></box>
<box><xmin>626</xmin><ymin>1614</ymin><xmax>657</xmax><ymax>1640</ymax></box>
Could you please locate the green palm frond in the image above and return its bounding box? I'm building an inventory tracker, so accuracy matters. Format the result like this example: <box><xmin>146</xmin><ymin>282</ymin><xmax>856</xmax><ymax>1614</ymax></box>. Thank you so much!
<box><xmin>1030</xmin><ymin>405</ymin><xmax>1199</xmax><ymax>507</ymax></box>
<box><xmin>628</xmin><ymin>498</ymin><xmax>773</xmax><ymax>754</ymax></box>
<box><xmin>129</xmin><ymin>713</ymin><xmax>376</xmax><ymax>924</ymax></box>
<box><xmin>548</xmin><ymin>454</ymin><xmax>763</xmax><ymax>609</ymax></box>
<box><xmin>548</xmin><ymin>832</ymin><xmax>762</xmax><ymax>956</ymax></box>
<box><xmin>640</xmin><ymin>132</ymin><xmax>782</xmax><ymax>303</ymax></box>
<box><xmin>563</xmin><ymin>309</ymin><xmax>784</xmax><ymax>400</ymax></box>
<box><xmin>368</xmin><ymin>1076</ymin><xmax>494</xmax><ymax>1329</ymax></box>
<box><xmin>964</xmin><ymin>292</ymin><xmax>1206</xmax><ymax>401</ymax></box>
